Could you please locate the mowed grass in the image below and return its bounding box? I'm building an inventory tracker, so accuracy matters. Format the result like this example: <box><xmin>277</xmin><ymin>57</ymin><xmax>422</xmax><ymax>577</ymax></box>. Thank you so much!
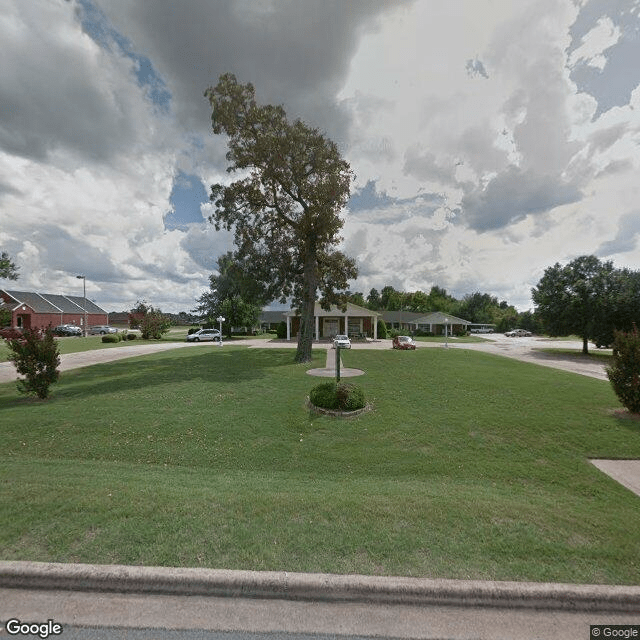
<box><xmin>1</xmin><ymin>345</ymin><xmax>639</xmax><ymax>584</ymax></box>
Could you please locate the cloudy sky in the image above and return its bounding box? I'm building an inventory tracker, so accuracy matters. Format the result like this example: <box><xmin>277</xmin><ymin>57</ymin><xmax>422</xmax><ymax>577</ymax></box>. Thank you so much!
<box><xmin>1</xmin><ymin>0</ymin><xmax>639</xmax><ymax>312</ymax></box>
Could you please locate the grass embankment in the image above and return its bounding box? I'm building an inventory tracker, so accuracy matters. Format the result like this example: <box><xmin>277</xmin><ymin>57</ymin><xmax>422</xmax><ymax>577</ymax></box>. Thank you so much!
<box><xmin>1</xmin><ymin>345</ymin><xmax>639</xmax><ymax>584</ymax></box>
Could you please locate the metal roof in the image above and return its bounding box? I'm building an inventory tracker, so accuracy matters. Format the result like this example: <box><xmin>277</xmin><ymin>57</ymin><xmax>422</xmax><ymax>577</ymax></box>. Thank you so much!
<box><xmin>3</xmin><ymin>290</ymin><xmax>62</xmax><ymax>313</ymax></box>
<box><xmin>64</xmin><ymin>295</ymin><xmax>106</xmax><ymax>314</ymax></box>
<box><xmin>1</xmin><ymin>290</ymin><xmax>107</xmax><ymax>315</ymax></box>
<box><xmin>38</xmin><ymin>294</ymin><xmax>84</xmax><ymax>313</ymax></box>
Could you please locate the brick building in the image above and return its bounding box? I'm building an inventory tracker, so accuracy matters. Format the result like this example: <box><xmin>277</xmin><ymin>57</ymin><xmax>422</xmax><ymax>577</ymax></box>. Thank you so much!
<box><xmin>0</xmin><ymin>290</ymin><xmax>108</xmax><ymax>331</ymax></box>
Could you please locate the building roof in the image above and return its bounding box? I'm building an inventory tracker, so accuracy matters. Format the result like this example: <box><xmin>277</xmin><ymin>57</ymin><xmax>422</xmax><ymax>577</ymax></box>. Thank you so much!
<box><xmin>284</xmin><ymin>302</ymin><xmax>380</xmax><ymax>318</ymax></box>
<box><xmin>412</xmin><ymin>312</ymin><xmax>471</xmax><ymax>325</ymax></box>
<box><xmin>260</xmin><ymin>310</ymin><xmax>286</xmax><ymax>324</ymax></box>
<box><xmin>1</xmin><ymin>290</ymin><xmax>107</xmax><ymax>315</ymax></box>
<box><xmin>37</xmin><ymin>294</ymin><xmax>84</xmax><ymax>314</ymax></box>
<box><xmin>64</xmin><ymin>294</ymin><xmax>107</xmax><ymax>314</ymax></box>
<box><xmin>380</xmin><ymin>310</ymin><xmax>425</xmax><ymax>323</ymax></box>
<box><xmin>3</xmin><ymin>290</ymin><xmax>62</xmax><ymax>313</ymax></box>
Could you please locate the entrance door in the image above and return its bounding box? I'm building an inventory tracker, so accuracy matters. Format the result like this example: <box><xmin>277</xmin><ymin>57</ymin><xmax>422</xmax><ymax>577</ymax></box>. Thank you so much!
<box><xmin>323</xmin><ymin>318</ymin><xmax>339</xmax><ymax>338</ymax></box>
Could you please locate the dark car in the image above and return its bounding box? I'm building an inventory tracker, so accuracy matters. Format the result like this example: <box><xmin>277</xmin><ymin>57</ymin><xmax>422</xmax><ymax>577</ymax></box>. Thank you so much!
<box><xmin>393</xmin><ymin>335</ymin><xmax>417</xmax><ymax>350</ymax></box>
<box><xmin>53</xmin><ymin>324</ymin><xmax>83</xmax><ymax>337</ymax></box>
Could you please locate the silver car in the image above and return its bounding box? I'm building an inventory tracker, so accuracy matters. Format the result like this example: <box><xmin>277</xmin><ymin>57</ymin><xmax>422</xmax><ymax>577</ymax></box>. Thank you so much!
<box><xmin>505</xmin><ymin>329</ymin><xmax>532</xmax><ymax>337</ymax></box>
<box><xmin>89</xmin><ymin>325</ymin><xmax>118</xmax><ymax>335</ymax></box>
<box><xmin>186</xmin><ymin>328</ymin><xmax>221</xmax><ymax>342</ymax></box>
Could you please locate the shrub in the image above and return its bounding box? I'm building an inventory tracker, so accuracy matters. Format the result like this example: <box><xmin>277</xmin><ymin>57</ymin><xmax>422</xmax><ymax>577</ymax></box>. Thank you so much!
<box><xmin>126</xmin><ymin>333</ymin><xmax>137</xmax><ymax>340</ymax></box>
<box><xmin>5</xmin><ymin>327</ymin><xmax>60</xmax><ymax>399</ymax></box>
<box><xmin>309</xmin><ymin>381</ymin><xmax>366</xmax><ymax>412</ymax></box>
<box><xmin>102</xmin><ymin>334</ymin><xmax>119</xmax><ymax>343</ymax></box>
<box><xmin>606</xmin><ymin>325</ymin><xmax>640</xmax><ymax>414</ymax></box>
<box><xmin>377</xmin><ymin>319</ymin><xmax>388</xmax><ymax>339</ymax></box>
<box><xmin>140</xmin><ymin>311</ymin><xmax>171</xmax><ymax>339</ymax></box>
<box><xmin>309</xmin><ymin>382</ymin><xmax>338</xmax><ymax>410</ymax></box>
<box><xmin>276</xmin><ymin>321</ymin><xmax>287</xmax><ymax>339</ymax></box>
<box><xmin>336</xmin><ymin>382</ymin><xmax>366</xmax><ymax>411</ymax></box>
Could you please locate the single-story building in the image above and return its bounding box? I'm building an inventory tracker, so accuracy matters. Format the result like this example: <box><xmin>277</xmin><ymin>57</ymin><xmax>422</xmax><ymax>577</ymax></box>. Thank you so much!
<box><xmin>0</xmin><ymin>290</ymin><xmax>108</xmax><ymax>331</ymax></box>
<box><xmin>284</xmin><ymin>302</ymin><xmax>380</xmax><ymax>341</ymax></box>
<box><xmin>410</xmin><ymin>312</ymin><xmax>471</xmax><ymax>335</ymax></box>
<box><xmin>381</xmin><ymin>310</ymin><xmax>425</xmax><ymax>331</ymax></box>
<box><xmin>259</xmin><ymin>310</ymin><xmax>287</xmax><ymax>332</ymax></box>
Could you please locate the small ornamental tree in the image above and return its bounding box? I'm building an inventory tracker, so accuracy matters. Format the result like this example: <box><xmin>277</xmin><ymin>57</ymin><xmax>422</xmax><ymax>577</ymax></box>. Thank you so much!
<box><xmin>606</xmin><ymin>325</ymin><xmax>640</xmax><ymax>414</ymax></box>
<box><xmin>6</xmin><ymin>327</ymin><xmax>60</xmax><ymax>399</ymax></box>
<box><xmin>139</xmin><ymin>310</ymin><xmax>171</xmax><ymax>340</ymax></box>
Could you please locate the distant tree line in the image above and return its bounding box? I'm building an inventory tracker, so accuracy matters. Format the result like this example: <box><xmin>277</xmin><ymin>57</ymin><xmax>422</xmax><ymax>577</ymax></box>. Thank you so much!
<box><xmin>344</xmin><ymin>285</ymin><xmax>526</xmax><ymax>334</ymax></box>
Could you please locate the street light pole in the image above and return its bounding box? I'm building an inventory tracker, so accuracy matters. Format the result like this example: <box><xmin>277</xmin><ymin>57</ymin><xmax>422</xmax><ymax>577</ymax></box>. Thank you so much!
<box><xmin>76</xmin><ymin>275</ymin><xmax>87</xmax><ymax>337</ymax></box>
<box><xmin>216</xmin><ymin>315</ymin><xmax>225</xmax><ymax>346</ymax></box>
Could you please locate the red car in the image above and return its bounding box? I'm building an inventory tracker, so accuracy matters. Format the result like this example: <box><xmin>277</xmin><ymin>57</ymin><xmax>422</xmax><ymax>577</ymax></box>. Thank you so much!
<box><xmin>392</xmin><ymin>335</ymin><xmax>416</xmax><ymax>350</ymax></box>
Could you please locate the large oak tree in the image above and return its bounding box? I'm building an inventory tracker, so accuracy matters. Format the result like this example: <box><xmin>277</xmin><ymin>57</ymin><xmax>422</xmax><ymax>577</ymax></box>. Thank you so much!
<box><xmin>205</xmin><ymin>74</ymin><xmax>357</xmax><ymax>362</ymax></box>
<box><xmin>532</xmin><ymin>255</ymin><xmax>618</xmax><ymax>354</ymax></box>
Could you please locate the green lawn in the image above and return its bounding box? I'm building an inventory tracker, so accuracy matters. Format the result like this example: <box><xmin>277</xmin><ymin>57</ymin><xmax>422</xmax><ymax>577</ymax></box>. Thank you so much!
<box><xmin>1</xmin><ymin>345</ymin><xmax>639</xmax><ymax>584</ymax></box>
<box><xmin>0</xmin><ymin>329</ymin><xmax>275</xmax><ymax>362</ymax></box>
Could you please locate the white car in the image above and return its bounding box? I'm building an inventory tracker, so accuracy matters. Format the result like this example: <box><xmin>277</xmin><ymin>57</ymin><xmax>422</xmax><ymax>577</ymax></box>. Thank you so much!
<box><xmin>333</xmin><ymin>334</ymin><xmax>351</xmax><ymax>349</ymax></box>
<box><xmin>186</xmin><ymin>328</ymin><xmax>221</xmax><ymax>342</ymax></box>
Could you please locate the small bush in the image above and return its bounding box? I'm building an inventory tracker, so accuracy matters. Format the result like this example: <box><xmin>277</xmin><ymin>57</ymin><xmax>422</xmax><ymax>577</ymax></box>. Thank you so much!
<box><xmin>5</xmin><ymin>327</ymin><xmax>60</xmax><ymax>399</ymax></box>
<box><xmin>276</xmin><ymin>321</ymin><xmax>287</xmax><ymax>339</ymax></box>
<box><xmin>126</xmin><ymin>333</ymin><xmax>137</xmax><ymax>340</ymax></box>
<box><xmin>336</xmin><ymin>382</ymin><xmax>366</xmax><ymax>411</ymax></box>
<box><xmin>309</xmin><ymin>381</ymin><xmax>366</xmax><ymax>412</ymax></box>
<box><xmin>101</xmin><ymin>334</ymin><xmax>119</xmax><ymax>343</ymax></box>
<box><xmin>607</xmin><ymin>325</ymin><xmax>640</xmax><ymax>414</ymax></box>
<box><xmin>377</xmin><ymin>319</ymin><xmax>388</xmax><ymax>339</ymax></box>
<box><xmin>309</xmin><ymin>382</ymin><xmax>339</xmax><ymax>410</ymax></box>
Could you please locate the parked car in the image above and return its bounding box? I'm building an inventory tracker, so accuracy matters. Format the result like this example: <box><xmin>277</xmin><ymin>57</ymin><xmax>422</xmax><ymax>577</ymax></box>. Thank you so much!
<box><xmin>333</xmin><ymin>334</ymin><xmax>351</xmax><ymax>349</ymax></box>
<box><xmin>392</xmin><ymin>335</ymin><xmax>417</xmax><ymax>350</ymax></box>
<box><xmin>186</xmin><ymin>328</ymin><xmax>221</xmax><ymax>342</ymax></box>
<box><xmin>89</xmin><ymin>325</ymin><xmax>118</xmax><ymax>335</ymax></box>
<box><xmin>53</xmin><ymin>324</ymin><xmax>83</xmax><ymax>336</ymax></box>
<box><xmin>505</xmin><ymin>329</ymin><xmax>532</xmax><ymax>337</ymax></box>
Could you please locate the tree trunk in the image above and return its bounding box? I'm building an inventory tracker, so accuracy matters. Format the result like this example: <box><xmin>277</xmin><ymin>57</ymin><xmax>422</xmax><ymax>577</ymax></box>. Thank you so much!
<box><xmin>582</xmin><ymin>333</ymin><xmax>589</xmax><ymax>355</ymax></box>
<box><xmin>295</xmin><ymin>246</ymin><xmax>317</xmax><ymax>363</ymax></box>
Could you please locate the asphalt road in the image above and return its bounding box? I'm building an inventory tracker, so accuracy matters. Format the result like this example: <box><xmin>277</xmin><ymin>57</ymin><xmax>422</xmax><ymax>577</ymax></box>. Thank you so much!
<box><xmin>2</xmin><ymin>587</ymin><xmax>638</xmax><ymax>640</ymax></box>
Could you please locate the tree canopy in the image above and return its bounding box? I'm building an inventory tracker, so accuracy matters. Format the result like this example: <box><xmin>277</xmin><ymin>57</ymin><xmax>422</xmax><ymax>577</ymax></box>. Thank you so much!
<box><xmin>0</xmin><ymin>251</ymin><xmax>19</xmax><ymax>280</ymax></box>
<box><xmin>531</xmin><ymin>255</ymin><xmax>640</xmax><ymax>354</ymax></box>
<box><xmin>205</xmin><ymin>73</ymin><xmax>356</xmax><ymax>362</ymax></box>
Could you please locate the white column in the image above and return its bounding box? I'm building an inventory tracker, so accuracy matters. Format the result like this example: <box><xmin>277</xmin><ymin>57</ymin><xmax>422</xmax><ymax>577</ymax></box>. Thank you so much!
<box><xmin>373</xmin><ymin>315</ymin><xmax>377</xmax><ymax>340</ymax></box>
<box><xmin>315</xmin><ymin>315</ymin><xmax>319</xmax><ymax>342</ymax></box>
<box><xmin>345</xmin><ymin>314</ymin><xmax>349</xmax><ymax>336</ymax></box>
<box><xmin>286</xmin><ymin>316</ymin><xmax>291</xmax><ymax>341</ymax></box>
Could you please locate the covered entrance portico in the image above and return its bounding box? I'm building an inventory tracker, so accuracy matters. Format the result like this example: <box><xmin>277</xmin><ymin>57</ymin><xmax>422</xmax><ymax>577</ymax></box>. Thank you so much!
<box><xmin>285</xmin><ymin>302</ymin><xmax>380</xmax><ymax>342</ymax></box>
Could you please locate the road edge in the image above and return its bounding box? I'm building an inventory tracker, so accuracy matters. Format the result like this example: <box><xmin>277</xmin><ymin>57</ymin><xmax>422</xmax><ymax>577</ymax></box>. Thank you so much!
<box><xmin>1</xmin><ymin>561</ymin><xmax>639</xmax><ymax>613</ymax></box>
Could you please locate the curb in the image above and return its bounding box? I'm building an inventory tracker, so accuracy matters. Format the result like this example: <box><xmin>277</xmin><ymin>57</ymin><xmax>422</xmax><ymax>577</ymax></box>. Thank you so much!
<box><xmin>1</xmin><ymin>562</ymin><xmax>639</xmax><ymax>613</ymax></box>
